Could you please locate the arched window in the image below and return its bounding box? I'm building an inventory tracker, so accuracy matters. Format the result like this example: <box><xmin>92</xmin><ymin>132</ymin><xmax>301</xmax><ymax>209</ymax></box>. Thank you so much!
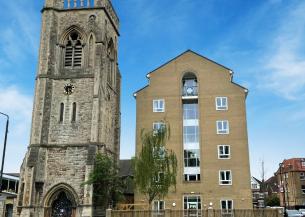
<box><xmin>59</xmin><ymin>103</ymin><xmax>65</xmax><ymax>123</ymax></box>
<box><xmin>88</xmin><ymin>34</ymin><xmax>95</xmax><ymax>68</ymax></box>
<box><xmin>182</xmin><ymin>73</ymin><xmax>198</xmax><ymax>96</ymax></box>
<box><xmin>72</xmin><ymin>102</ymin><xmax>77</xmax><ymax>122</ymax></box>
<box><xmin>107</xmin><ymin>39</ymin><xmax>115</xmax><ymax>86</ymax></box>
<box><xmin>64</xmin><ymin>31</ymin><xmax>83</xmax><ymax>68</ymax></box>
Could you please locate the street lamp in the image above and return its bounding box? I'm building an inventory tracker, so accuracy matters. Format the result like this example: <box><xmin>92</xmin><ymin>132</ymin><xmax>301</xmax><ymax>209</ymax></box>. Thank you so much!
<box><xmin>0</xmin><ymin>112</ymin><xmax>9</xmax><ymax>193</ymax></box>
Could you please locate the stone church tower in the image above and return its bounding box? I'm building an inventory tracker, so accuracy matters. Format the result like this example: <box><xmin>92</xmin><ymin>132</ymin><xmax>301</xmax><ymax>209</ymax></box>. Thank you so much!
<box><xmin>17</xmin><ymin>0</ymin><xmax>120</xmax><ymax>216</ymax></box>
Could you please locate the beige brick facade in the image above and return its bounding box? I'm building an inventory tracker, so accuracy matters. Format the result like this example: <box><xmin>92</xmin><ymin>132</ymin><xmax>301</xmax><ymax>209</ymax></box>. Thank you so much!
<box><xmin>17</xmin><ymin>0</ymin><xmax>120</xmax><ymax>216</ymax></box>
<box><xmin>134</xmin><ymin>51</ymin><xmax>253</xmax><ymax>210</ymax></box>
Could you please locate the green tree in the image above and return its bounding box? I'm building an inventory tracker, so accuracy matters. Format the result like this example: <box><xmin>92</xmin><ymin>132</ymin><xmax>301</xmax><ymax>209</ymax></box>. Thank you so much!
<box><xmin>133</xmin><ymin>124</ymin><xmax>177</xmax><ymax>204</ymax></box>
<box><xmin>265</xmin><ymin>195</ymin><xmax>280</xmax><ymax>207</ymax></box>
<box><xmin>84</xmin><ymin>153</ymin><xmax>124</xmax><ymax>208</ymax></box>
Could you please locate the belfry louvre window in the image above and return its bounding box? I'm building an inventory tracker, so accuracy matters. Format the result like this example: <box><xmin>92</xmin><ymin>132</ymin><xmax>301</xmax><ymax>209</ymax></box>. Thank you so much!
<box><xmin>64</xmin><ymin>32</ymin><xmax>83</xmax><ymax>68</ymax></box>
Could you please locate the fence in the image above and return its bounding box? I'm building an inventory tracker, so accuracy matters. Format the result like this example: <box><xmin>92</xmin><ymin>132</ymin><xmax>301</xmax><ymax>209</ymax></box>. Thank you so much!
<box><xmin>107</xmin><ymin>209</ymin><xmax>282</xmax><ymax>217</ymax></box>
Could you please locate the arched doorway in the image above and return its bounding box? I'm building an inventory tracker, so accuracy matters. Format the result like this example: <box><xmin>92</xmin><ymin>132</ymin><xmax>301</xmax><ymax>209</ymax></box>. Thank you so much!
<box><xmin>51</xmin><ymin>192</ymin><xmax>73</xmax><ymax>217</ymax></box>
<box><xmin>44</xmin><ymin>184</ymin><xmax>78</xmax><ymax>217</ymax></box>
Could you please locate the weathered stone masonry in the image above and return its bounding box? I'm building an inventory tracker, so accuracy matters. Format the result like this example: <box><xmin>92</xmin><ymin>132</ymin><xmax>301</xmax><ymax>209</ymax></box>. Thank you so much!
<box><xmin>17</xmin><ymin>0</ymin><xmax>120</xmax><ymax>216</ymax></box>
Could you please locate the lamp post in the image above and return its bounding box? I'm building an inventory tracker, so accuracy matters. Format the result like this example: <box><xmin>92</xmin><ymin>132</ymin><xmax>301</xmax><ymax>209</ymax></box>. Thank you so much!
<box><xmin>0</xmin><ymin>112</ymin><xmax>9</xmax><ymax>193</ymax></box>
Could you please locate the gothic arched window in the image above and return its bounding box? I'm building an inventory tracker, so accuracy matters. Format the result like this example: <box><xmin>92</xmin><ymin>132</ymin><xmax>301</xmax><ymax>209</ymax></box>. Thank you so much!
<box><xmin>64</xmin><ymin>31</ymin><xmax>83</xmax><ymax>68</ymax></box>
<box><xmin>107</xmin><ymin>39</ymin><xmax>115</xmax><ymax>86</ymax></box>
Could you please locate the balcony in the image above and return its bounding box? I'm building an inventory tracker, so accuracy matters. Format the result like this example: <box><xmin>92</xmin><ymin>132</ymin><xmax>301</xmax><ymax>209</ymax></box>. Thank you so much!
<box><xmin>182</xmin><ymin>86</ymin><xmax>198</xmax><ymax>98</ymax></box>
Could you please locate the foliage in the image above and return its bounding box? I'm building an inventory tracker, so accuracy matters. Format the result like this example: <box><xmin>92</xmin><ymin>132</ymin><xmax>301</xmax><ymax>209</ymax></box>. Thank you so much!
<box><xmin>133</xmin><ymin>124</ymin><xmax>177</xmax><ymax>204</ymax></box>
<box><xmin>84</xmin><ymin>153</ymin><xmax>124</xmax><ymax>208</ymax></box>
<box><xmin>265</xmin><ymin>195</ymin><xmax>280</xmax><ymax>207</ymax></box>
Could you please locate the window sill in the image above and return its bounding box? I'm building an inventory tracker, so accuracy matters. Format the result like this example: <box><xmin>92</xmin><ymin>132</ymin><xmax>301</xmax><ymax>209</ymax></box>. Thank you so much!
<box><xmin>183</xmin><ymin>181</ymin><xmax>201</xmax><ymax>183</ymax></box>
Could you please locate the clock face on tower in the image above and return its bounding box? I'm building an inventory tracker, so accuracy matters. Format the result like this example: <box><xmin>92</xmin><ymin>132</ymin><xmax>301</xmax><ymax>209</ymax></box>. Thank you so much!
<box><xmin>64</xmin><ymin>84</ymin><xmax>75</xmax><ymax>95</ymax></box>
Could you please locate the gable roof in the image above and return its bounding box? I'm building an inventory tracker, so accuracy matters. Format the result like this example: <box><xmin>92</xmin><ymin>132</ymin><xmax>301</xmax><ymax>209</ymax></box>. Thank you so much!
<box><xmin>276</xmin><ymin>158</ymin><xmax>305</xmax><ymax>173</ymax></box>
<box><xmin>147</xmin><ymin>49</ymin><xmax>232</xmax><ymax>75</ymax></box>
<box><xmin>133</xmin><ymin>49</ymin><xmax>248</xmax><ymax>96</ymax></box>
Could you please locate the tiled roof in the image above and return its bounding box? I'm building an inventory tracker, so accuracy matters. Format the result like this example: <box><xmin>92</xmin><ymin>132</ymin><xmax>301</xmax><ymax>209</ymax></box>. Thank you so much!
<box><xmin>276</xmin><ymin>158</ymin><xmax>305</xmax><ymax>173</ymax></box>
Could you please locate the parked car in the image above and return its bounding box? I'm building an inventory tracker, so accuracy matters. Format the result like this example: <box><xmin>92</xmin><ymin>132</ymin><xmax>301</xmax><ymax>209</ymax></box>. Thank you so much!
<box><xmin>298</xmin><ymin>209</ymin><xmax>305</xmax><ymax>216</ymax></box>
<box><xmin>285</xmin><ymin>210</ymin><xmax>303</xmax><ymax>217</ymax></box>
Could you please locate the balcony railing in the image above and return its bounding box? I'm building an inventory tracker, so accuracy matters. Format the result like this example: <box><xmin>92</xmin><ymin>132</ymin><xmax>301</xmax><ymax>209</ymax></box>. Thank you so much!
<box><xmin>182</xmin><ymin>86</ymin><xmax>198</xmax><ymax>97</ymax></box>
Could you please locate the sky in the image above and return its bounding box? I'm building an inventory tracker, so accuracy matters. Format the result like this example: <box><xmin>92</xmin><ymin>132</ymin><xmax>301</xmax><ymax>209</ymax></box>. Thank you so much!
<box><xmin>0</xmin><ymin>0</ymin><xmax>304</xmax><ymax>180</ymax></box>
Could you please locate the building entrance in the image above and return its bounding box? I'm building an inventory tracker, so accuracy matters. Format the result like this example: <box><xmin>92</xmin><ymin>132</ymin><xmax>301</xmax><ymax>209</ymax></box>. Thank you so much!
<box><xmin>51</xmin><ymin>192</ymin><xmax>73</xmax><ymax>217</ymax></box>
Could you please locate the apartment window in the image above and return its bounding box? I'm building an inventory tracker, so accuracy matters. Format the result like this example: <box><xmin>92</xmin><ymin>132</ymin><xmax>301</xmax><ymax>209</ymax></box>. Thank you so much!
<box><xmin>59</xmin><ymin>103</ymin><xmax>64</xmax><ymax>123</ymax></box>
<box><xmin>155</xmin><ymin>172</ymin><xmax>165</xmax><ymax>183</ymax></box>
<box><xmin>184</xmin><ymin>195</ymin><xmax>201</xmax><ymax>210</ymax></box>
<box><xmin>182</xmin><ymin>73</ymin><xmax>198</xmax><ymax>97</ymax></box>
<box><xmin>183</xmin><ymin>103</ymin><xmax>198</xmax><ymax>120</ymax></box>
<box><xmin>153</xmin><ymin>200</ymin><xmax>165</xmax><ymax>211</ymax></box>
<box><xmin>184</xmin><ymin>174</ymin><xmax>200</xmax><ymax>181</ymax></box>
<box><xmin>252</xmin><ymin>183</ymin><xmax>258</xmax><ymax>189</ymax></box>
<box><xmin>219</xmin><ymin>170</ymin><xmax>232</xmax><ymax>185</ymax></box>
<box><xmin>220</xmin><ymin>200</ymin><xmax>233</xmax><ymax>213</ymax></box>
<box><xmin>153</xmin><ymin>99</ymin><xmax>165</xmax><ymax>112</ymax></box>
<box><xmin>217</xmin><ymin>120</ymin><xmax>229</xmax><ymax>134</ymax></box>
<box><xmin>153</xmin><ymin>122</ymin><xmax>165</xmax><ymax>132</ymax></box>
<box><xmin>302</xmin><ymin>161</ymin><xmax>305</xmax><ymax>167</ymax></box>
<box><xmin>218</xmin><ymin>145</ymin><xmax>230</xmax><ymax>159</ymax></box>
<box><xmin>284</xmin><ymin>173</ymin><xmax>288</xmax><ymax>179</ymax></box>
<box><xmin>216</xmin><ymin>97</ymin><xmax>228</xmax><ymax>110</ymax></box>
<box><xmin>184</xmin><ymin>150</ymin><xmax>200</xmax><ymax>167</ymax></box>
<box><xmin>302</xmin><ymin>185</ymin><xmax>305</xmax><ymax>194</ymax></box>
<box><xmin>183</xmin><ymin>126</ymin><xmax>199</xmax><ymax>143</ymax></box>
<box><xmin>153</xmin><ymin>146</ymin><xmax>165</xmax><ymax>159</ymax></box>
<box><xmin>300</xmin><ymin>172</ymin><xmax>305</xmax><ymax>180</ymax></box>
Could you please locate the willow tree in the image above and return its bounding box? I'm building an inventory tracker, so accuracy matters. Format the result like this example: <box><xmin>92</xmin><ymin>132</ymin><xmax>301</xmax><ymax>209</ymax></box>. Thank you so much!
<box><xmin>133</xmin><ymin>124</ymin><xmax>177</xmax><ymax>204</ymax></box>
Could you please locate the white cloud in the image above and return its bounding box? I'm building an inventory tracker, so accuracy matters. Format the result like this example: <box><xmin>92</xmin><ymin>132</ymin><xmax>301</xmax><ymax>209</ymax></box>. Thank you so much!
<box><xmin>261</xmin><ymin>1</ymin><xmax>305</xmax><ymax>100</ymax></box>
<box><xmin>0</xmin><ymin>86</ymin><xmax>33</xmax><ymax>172</ymax></box>
<box><xmin>0</xmin><ymin>1</ymin><xmax>39</xmax><ymax>64</ymax></box>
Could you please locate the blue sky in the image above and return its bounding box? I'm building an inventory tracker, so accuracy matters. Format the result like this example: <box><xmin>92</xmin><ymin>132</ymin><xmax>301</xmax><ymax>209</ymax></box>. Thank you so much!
<box><xmin>0</xmin><ymin>0</ymin><xmax>304</xmax><ymax>180</ymax></box>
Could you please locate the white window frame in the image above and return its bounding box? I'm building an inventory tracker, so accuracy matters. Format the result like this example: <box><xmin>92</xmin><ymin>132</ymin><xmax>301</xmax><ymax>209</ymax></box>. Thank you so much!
<box><xmin>153</xmin><ymin>122</ymin><xmax>165</xmax><ymax>131</ymax></box>
<box><xmin>216</xmin><ymin>97</ymin><xmax>228</xmax><ymax>111</ymax></box>
<box><xmin>219</xmin><ymin>170</ymin><xmax>232</xmax><ymax>185</ymax></box>
<box><xmin>218</xmin><ymin>145</ymin><xmax>231</xmax><ymax>159</ymax></box>
<box><xmin>302</xmin><ymin>161</ymin><xmax>305</xmax><ymax>167</ymax></box>
<box><xmin>300</xmin><ymin>172</ymin><xmax>305</xmax><ymax>180</ymax></box>
<box><xmin>216</xmin><ymin>120</ymin><xmax>229</xmax><ymax>134</ymax></box>
<box><xmin>153</xmin><ymin>99</ymin><xmax>165</xmax><ymax>112</ymax></box>
<box><xmin>152</xmin><ymin>200</ymin><xmax>165</xmax><ymax>216</ymax></box>
<box><xmin>302</xmin><ymin>185</ymin><xmax>305</xmax><ymax>194</ymax></box>
<box><xmin>183</xmin><ymin>195</ymin><xmax>202</xmax><ymax>210</ymax></box>
<box><xmin>184</xmin><ymin>174</ymin><xmax>200</xmax><ymax>182</ymax></box>
<box><xmin>284</xmin><ymin>173</ymin><xmax>288</xmax><ymax>179</ymax></box>
<box><xmin>220</xmin><ymin>200</ymin><xmax>233</xmax><ymax>213</ymax></box>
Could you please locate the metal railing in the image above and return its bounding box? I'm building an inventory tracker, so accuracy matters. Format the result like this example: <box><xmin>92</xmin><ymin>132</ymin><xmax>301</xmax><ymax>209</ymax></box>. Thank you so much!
<box><xmin>110</xmin><ymin>209</ymin><xmax>282</xmax><ymax>217</ymax></box>
<box><xmin>182</xmin><ymin>86</ymin><xmax>198</xmax><ymax>97</ymax></box>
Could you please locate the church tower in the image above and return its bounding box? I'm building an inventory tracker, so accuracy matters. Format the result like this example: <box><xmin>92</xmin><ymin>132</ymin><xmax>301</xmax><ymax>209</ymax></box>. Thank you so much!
<box><xmin>17</xmin><ymin>0</ymin><xmax>120</xmax><ymax>216</ymax></box>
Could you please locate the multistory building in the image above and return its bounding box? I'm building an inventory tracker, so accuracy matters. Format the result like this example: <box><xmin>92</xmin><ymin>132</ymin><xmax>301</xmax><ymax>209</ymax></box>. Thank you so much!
<box><xmin>276</xmin><ymin>158</ymin><xmax>305</xmax><ymax>209</ymax></box>
<box><xmin>134</xmin><ymin>50</ymin><xmax>252</xmax><ymax>211</ymax></box>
